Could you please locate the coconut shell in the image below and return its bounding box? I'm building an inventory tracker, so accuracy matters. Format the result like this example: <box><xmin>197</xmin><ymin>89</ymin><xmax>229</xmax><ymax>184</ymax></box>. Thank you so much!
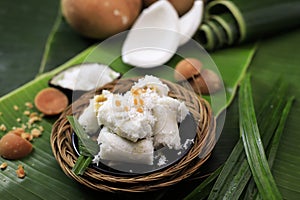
<box><xmin>61</xmin><ymin>0</ymin><xmax>142</xmax><ymax>39</ymax></box>
<box><xmin>143</xmin><ymin>0</ymin><xmax>194</xmax><ymax>16</ymax></box>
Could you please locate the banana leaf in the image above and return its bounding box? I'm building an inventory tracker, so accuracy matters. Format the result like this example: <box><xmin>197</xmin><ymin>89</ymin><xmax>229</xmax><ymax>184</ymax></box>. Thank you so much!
<box><xmin>196</xmin><ymin>0</ymin><xmax>300</xmax><ymax>50</ymax></box>
<box><xmin>248</xmin><ymin>29</ymin><xmax>300</xmax><ymax>198</ymax></box>
<box><xmin>1</xmin><ymin>0</ymin><xmax>300</xmax><ymax>199</ymax></box>
<box><xmin>0</xmin><ymin>1</ymin><xmax>255</xmax><ymax>198</ymax></box>
<box><xmin>0</xmin><ymin>40</ymin><xmax>256</xmax><ymax>200</ymax></box>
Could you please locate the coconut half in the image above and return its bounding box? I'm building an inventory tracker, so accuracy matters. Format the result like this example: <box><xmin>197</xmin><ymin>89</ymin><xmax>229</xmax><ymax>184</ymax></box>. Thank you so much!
<box><xmin>49</xmin><ymin>63</ymin><xmax>120</xmax><ymax>100</ymax></box>
<box><xmin>122</xmin><ymin>1</ymin><xmax>180</xmax><ymax>68</ymax></box>
<box><xmin>178</xmin><ymin>0</ymin><xmax>204</xmax><ymax>46</ymax></box>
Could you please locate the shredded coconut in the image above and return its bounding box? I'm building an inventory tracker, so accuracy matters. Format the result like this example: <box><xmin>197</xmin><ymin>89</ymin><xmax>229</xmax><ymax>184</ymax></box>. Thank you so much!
<box><xmin>157</xmin><ymin>155</ymin><xmax>168</xmax><ymax>166</ymax></box>
<box><xmin>91</xmin><ymin>76</ymin><xmax>189</xmax><ymax>165</ymax></box>
<box><xmin>13</xmin><ymin>105</ymin><xmax>19</xmax><ymax>111</ymax></box>
<box><xmin>0</xmin><ymin>162</ymin><xmax>7</xmax><ymax>170</ymax></box>
<box><xmin>183</xmin><ymin>139</ymin><xmax>194</xmax><ymax>150</ymax></box>
<box><xmin>0</xmin><ymin>124</ymin><xmax>7</xmax><ymax>131</ymax></box>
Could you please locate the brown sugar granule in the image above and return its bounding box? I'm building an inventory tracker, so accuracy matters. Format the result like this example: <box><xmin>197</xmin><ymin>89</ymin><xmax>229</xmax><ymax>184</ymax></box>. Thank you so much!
<box><xmin>23</xmin><ymin>110</ymin><xmax>30</xmax><ymax>116</ymax></box>
<box><xmin>137</xmin><ymin>107</ymin><xmax>143</xmax><ymax>113</ymax></box>
<box><xmin>134</xmin><ymin>98</ymin><xmax>138</xmax><ymax>105</ymax></box>
<box><xmin>139</xmin><ymin>99</ymin><xmax>144</xmax><ymax>106</ymax></box>
<box><xmin>21</xmin><ymin>124</ymin><xmax>27</xmax><ymax>130</ymax></box>
<box><xmin>9</xmin><ymin>127</ymin><xmax>25</xmax><ymax>136</ymax></box>
<box><xmin>13</xmin><ymin>105</ymin><xmax>19</xmax><ymax>111</ymax></box>
<box><xmin>29</xmin><ymin>112</ymin><xmax>38</xmax><ymax>118</ymax></box>
<box><xmin>31</xmin><ymin>128</ymin><xmax>42</xmax><ymax>138</ymax></box>
<box><xmin>16</xmin><ymin>165</ymin><xmax>26</xmax><ymax>179</ymax></box>
<box><xmin>0</xmin><ymin>162</ymin><xmax>8</xmax><ymax>170</ymax></box>
<box><xmin>21</xmin><ymin>132</ymin><xmax>33</xmax><ymax>141</ymax></box>
<box><xmin>94</xmin><ymin>94</ymin><xmax>107</xmax><ymax>103</ymax></box>
<box><xmin>28</xmin><ymin>116</ymin><xmax>41</xmax><ymax>125</ymax></box>
<box><xmin>124</xmin><ymin>106</ymin><xmax>129</xmax><ymax>112</ymax></box>
<box><xmin>25</xmin><ymin>102</ymin><xmax>33</xmax><ymax>109</ymax></box>
<box><xmin>38</xmin><ymin>126</ymin><xmax>44</xmax><ymax>132</ymax></box>
<box><xmin>115</xmin><ymin>100</ymin><xmax>121</xmax><ymax>107</ymax></box>
<box><xmin>0</xmin><ymin>124</ymin><xmax>7</xmax><ymax>131</ymax></box>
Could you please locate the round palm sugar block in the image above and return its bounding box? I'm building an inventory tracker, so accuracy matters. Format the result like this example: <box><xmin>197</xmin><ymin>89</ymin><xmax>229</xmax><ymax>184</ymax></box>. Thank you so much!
<box><xmin>34</xmin><ymin>88</ymin><xmax>69</xmax><ymax>116</ymax></box>
<box><xmin>0</xmin><ymin>133</ymin><xmax>33</xmax><ymax>160</ymax></box>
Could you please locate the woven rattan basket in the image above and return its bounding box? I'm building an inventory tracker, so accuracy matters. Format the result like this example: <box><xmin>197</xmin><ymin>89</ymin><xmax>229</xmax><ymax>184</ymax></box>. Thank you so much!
<box><xmin>51</xmin><ymin>77</ymin><xmax>216</xmax><ymax>192</ymax></box>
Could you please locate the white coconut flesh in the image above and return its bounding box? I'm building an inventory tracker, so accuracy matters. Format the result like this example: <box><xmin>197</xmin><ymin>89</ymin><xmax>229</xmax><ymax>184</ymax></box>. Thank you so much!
<box><xmin>121</xmin><ymin>0</ymin><xmax>204</xmax><ymax>68</ymax></box>
<box><xmin>50</xmin><ymin>63</ymin><xmax>120</xmax><ymax>91</ymax></box>
<box><xmin>122</xmin><ymin>1</ymin><xmax>180</xmax><ymax>68</ymax></box>
<box><xmin>178</xmin><ymin>0</ymin><xmax>204</xmax><ymax>46</ymax></box>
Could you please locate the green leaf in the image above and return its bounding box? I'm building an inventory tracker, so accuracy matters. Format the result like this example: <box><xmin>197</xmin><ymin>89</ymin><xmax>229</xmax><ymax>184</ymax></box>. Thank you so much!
<box><xmin>197</xmin><ymin>0</ymin><xmax>300</xmax><ymax>50</ymax></box>
<box><xmin>207</xmin><ymin>141</ymin><xmax>251</xmax><ymax>199</ymax></box>
<box><xmin>72</xmin><ymin>155</ymin><xmax>93</xmax><ymax>176</ymax></box>
<box><xmin>67</xmin><ymin>116</ymin><xmax>98</xmax><ymax>175</ymax></box>
<box><xmin>0</xmin><ymin>18</ymin><xmax>256</xmax><ymax>200</ymax></box>
<box><xmin>203</xmin><ymin>79</ymin><xmax>288</xmax><ymax>199</ymax></box>
<box><xmin>248</xmin><ymin>29</ymin><xmax>300</xmax><ymax>198</ymax></box>
<box><xmin>67</xmin><ymin>116</ymin><xmax>99</xmax><ymax>156</ymax></box>
<box><xmin>239</xmin><ymin>75</ymin><xmax>282</xmax><ymax>199</ymax></box>
<box><xmin>267</xmin><ymin>97</ymin><xmax>294</xmax><ymax>168</ymax></box>
<box><xmin>184</xmin><ymin>165</ymin><xmax>223</xmax><ymax>200</ymax></box>
<box><xmin>243</xmin><ymin>96</ymin><xmax>294</xmax><ymax>200</ymax></box>
<box><xmin>208</xmin><ymin>43</ymin><xmax>257</xmax><ymax>116</ymax></box>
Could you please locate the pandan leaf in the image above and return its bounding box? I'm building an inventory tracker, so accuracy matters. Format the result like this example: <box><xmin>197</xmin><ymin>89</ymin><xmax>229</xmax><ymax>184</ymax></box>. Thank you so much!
<box><xmin>196</xmin><ymin>0</ymin><xmax>300</xmax><ymax>50</ymax></box>
<box><xmin>239</xmin><ymin>75</ymin><xmax>282</xmax><ymax>199</ymax></box>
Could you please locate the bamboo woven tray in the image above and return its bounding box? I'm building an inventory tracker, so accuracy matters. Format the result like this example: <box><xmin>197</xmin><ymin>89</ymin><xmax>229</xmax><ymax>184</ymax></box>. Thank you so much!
<box><xmin>51</xmin><ymin>77</ymin><xmax>216</xmax><ymax>192</ymax></box>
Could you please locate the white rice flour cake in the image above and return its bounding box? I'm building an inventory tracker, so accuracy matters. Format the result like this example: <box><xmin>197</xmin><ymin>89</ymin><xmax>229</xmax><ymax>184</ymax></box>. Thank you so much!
<box><xmin>79</xmin><ymin>75</ymin><xmax>189</xmax><ymax>165</ymax></box>
<box><xmin>93</xmin><ymin>127</ymin><xmax>154</xmax><ymax>165</ymax></box>
<box><xmin>78</xmin><ymin>99</ymin><xmax>99</xmax><ymax>134</ymax></box>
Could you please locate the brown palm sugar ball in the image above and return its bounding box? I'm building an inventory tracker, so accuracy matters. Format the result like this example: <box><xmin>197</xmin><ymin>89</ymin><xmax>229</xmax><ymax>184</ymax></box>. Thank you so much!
<box><xmin>174</xmin><ymin>58</ymin><xmax>222</xmax><ymax>95</ymax></box>
<box><xmin>190</xmin><ymin>69</ymin><xmax>222</xmax><ymax>95</ymax></box>
<box><xmin>174</xmin><ymin>58</ymin><xmax>203</xmax><ymax>81</ymax></box>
